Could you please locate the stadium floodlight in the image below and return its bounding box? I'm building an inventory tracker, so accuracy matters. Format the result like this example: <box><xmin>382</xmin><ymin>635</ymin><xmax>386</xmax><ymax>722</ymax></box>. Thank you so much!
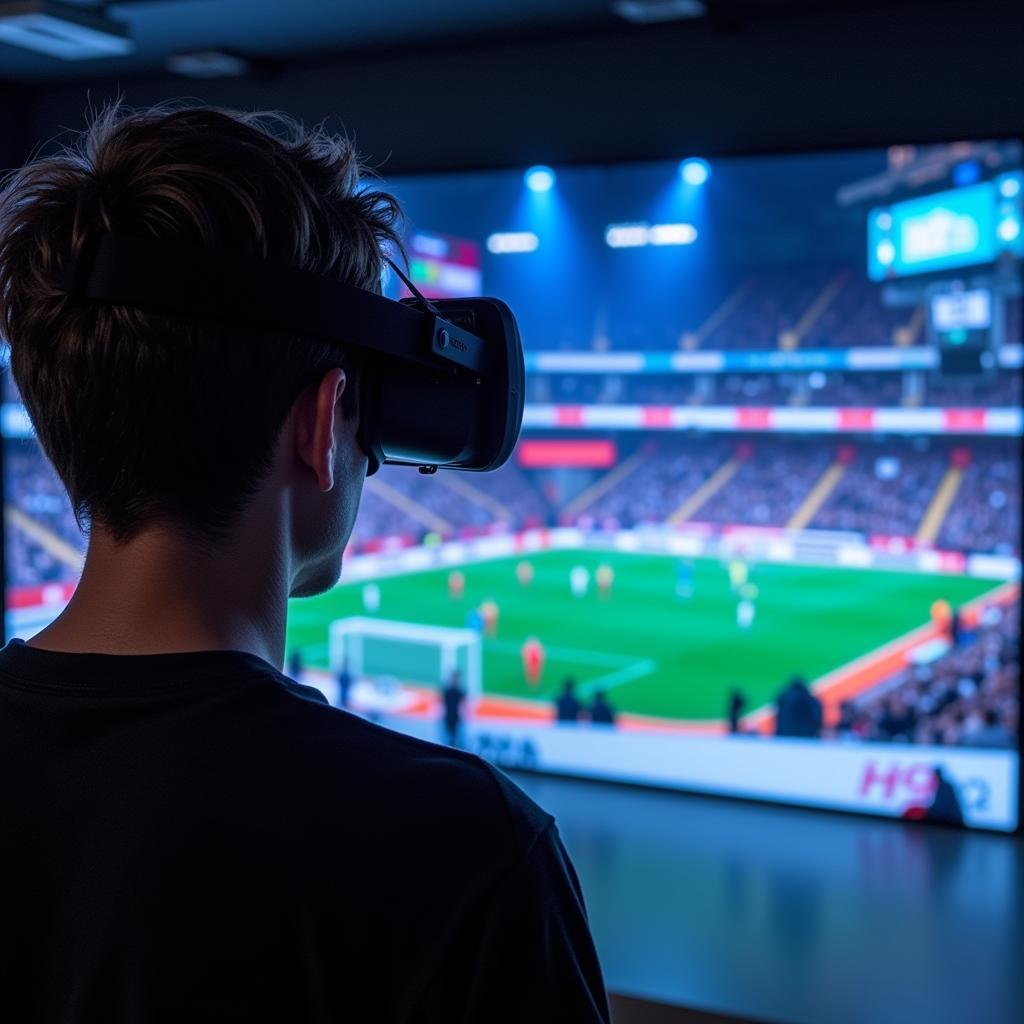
<box><xmin>998</xmin><ymin>218</ymin><xmax>1021</xmax><ymax>243</ymax></box>
<box><xmin>679</xmin><ymin>158</ymin><xmax>711</xmax><ymax>186</ymax></box>
<box><xmin>524</xmin><ymin>166</ymin><xmax>556</xmax><ymax>193</ymax></box>
<box><xmin>486</xmin><ymin>231</ymin><xmax>540</xmax><ymax>254</ymax></box>
<box><xmin>0</xmin><ymin>0</ymin><xmax>133</xmax><ymax>59</ymax></box>
<box><xmin>648</xmin><ymin>222</ymin><xmax>698</xmax><ymax>246</ymax></box>
<box><xmin>605</xmin><ymin>223</ymin><xmax>650</xmax><ymax>248</ymax></box>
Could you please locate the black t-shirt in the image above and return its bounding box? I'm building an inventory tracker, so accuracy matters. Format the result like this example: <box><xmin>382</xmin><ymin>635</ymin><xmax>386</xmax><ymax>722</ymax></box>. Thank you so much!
<box><xmin>0</xmin><ymin>641</ymin><xmax>609</xmax><ymax>1023</ymax></box>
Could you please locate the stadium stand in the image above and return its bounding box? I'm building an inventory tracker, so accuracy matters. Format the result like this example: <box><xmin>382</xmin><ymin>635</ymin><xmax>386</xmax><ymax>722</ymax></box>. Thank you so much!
<box><xmin>692</xmin><ymin>440</ymin><xmax>835</xmax><ymax>527</ymax></box>
<box><xmin>527</xmin><ymin>265</ymin><xmax>928</xmax><ymax>352</ymax></box>
<box><xmin>347</xmin><ymin>460</ymin><xmax>550</xmax><ymax>550</ymax></box>
<box><xmin>6</xmin><ymin>433</ymin><xmax>1019</xmax><ymax>591</ymax></box>
<box><xmin>802</xmin><ymin>273</ymin><xmax>919</xmax><ymax>349</ymax></box>
<box><xmin>576</xmin><ymin>439</ymin><xmax>735</xmax><ymax>526</ymax></box>
<box><xmin>701</xmin><ymin>267</ymin><xmax>838</xmax><ymax>350</ymax></box>
<box><xmin>925</xmin><ymin>372</ymin><xmax>1022</xmax><ymax>407</ymax></box>
<box><xmin>840</xmin><ymin>600</ymin><xmax>1020</xmax><ymax>750</ymax></box>
<box><xmin>810</xmin><ymin>442</ymin><xmax>949</xmax><ymax>538</ymax></box>
<box><xmin>937</xmin><ymin>451</ymin><xmax>1020</xmax><ymax>554</ymax></box>
<box><xmin>3</xmin><ymin>444</ymin><xmax>83</xmax><ymax>588</ymax></box>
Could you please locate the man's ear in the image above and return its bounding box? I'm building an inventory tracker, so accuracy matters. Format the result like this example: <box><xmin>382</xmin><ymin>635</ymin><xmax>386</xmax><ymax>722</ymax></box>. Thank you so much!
<box><xmin>294</xmin><ymin>368</ymin><xmax>347</xmax><ymax>492</ymax></box>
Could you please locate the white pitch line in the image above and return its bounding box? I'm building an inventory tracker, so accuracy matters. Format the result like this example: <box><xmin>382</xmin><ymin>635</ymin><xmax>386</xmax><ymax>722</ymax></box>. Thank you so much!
<box><xmin>578</xmin><ymin>659</ymin><xmax>658</xmax><ymax>698</ymax></box>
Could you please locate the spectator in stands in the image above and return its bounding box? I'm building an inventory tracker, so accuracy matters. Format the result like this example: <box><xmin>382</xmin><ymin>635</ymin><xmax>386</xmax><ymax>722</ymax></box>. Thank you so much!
<box><xmin>727</xmin><ymin>688</ymin><xmax>746</xmax><ymax>734</ymax></box>
<box><xmin>924</xmin><ymin>767</ymin><xmax>964</xmax><ymax>826</ymax></box>
<box><xmin>964</xmin><ymin>707</ymin><xmax>1015</xmax><ymax>749</ymax></box>
<box><xmin>336</xmin><ymin>659</ymin><xmax>353</xmax><ymax>709</ymax></box>
<box><xmin>775</xmin><ymin>677</ymin><xmax>823</xmax><ymax>739</ymax></box>
<box><xmin>440</xmin><ymin>668</ymin><xmax>466</xmax><ymax>748</ymax></box>
<box><xmin>842</xmin><ymin>600</ymin><xmax>1019</xmax><ymax>751</ymax></box>
<box><xmin>556</xmin><ymin>678</ymin><xmax>583</xmax><ymax>723</ymax></box>
<box><xmin>590</xmin><ymin>690</ymin><xmax>616</xmax><ymax>727</ymax></box>
<box><xmin>876</xmin><ymin>695</ymin><xmax>917</xmax><ymax>743</ymax></box>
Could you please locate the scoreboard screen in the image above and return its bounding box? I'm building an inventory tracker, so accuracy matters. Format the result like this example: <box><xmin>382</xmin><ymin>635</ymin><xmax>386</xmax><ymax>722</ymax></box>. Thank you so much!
<box><xmin>931</xmin><ymin>288</ymin><xmax>992</xmax><ymax>333</ymax></box>
<box><xmin>869</xmin><ymin>173</ymin><xmax>1024</xmax><ymax>280</ymax></box>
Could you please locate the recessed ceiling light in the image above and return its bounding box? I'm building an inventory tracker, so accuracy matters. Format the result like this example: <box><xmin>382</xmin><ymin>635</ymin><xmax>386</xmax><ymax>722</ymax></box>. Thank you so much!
<box><xmin>611</xmin><ymin>0</ymin><xmax>708</xmax><ymax>25</ymax></box>
<box><xmin>167</xmin><ymin>49</ymin><xmax>250</xmax><ymax>79</ymax></box>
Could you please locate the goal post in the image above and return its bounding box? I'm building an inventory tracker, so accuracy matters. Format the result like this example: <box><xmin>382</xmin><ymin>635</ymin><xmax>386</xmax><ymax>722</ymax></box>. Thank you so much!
<box><xmin>328</xmin><ymin>617</ymin><xmax>483</xmax><ymax>703</ymax></box>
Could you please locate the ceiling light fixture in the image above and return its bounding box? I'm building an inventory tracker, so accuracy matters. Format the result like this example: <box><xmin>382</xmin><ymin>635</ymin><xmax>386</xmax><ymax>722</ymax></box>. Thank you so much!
<box><xmin>0</xmin><ymin>0</ymin><xmax>133</xmax><ymax>59</ymax></box>
<box><xmin>611</xmin><ymin>0</ymin><xmax>708</xmax><ymax>25</ymax></box>
<box><xmin>166</xmin><ymin>49</ymin><xmax>250</xmax><ymax>78</ymax></box>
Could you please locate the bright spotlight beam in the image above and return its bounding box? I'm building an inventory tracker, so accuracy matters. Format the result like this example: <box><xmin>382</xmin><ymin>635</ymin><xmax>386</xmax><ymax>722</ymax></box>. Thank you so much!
<box><xmin>679</xmin><ymin>158</ymin><xmax>710</xmax><ymax>186</ymax></box>
<box><xmin>525</xmin><ymin>165</ymin><xmax>556</xmax><ymax>193</ymax></box>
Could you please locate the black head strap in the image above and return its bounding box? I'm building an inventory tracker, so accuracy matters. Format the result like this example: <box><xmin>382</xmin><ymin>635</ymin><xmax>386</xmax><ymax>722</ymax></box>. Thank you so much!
<box><xmin>66</xmin><ymin>233</ymin><xmax>490</xmax><ymax>376</ymax></box>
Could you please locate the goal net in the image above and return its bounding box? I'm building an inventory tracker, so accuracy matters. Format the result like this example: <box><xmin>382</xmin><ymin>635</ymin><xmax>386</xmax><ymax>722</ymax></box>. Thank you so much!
<box><xmin>328</xmin><ymin>617</ymin><xmax>483</xmax><ymax>704</ymax></box>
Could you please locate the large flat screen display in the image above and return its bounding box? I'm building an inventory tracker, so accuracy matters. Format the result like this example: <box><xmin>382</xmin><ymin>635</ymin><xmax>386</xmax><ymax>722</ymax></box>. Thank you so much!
<box><xmin>4</xmin><ymin>141</ymin><xmax>1021</xmax><ymax>830</ymax></box>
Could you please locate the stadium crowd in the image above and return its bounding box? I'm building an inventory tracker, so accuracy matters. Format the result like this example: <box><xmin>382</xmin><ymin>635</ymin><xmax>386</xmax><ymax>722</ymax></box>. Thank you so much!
<box><xmin>533</xmin><ymin>265</ymin><xmax>928</xmax><ymax>352</ymax></box>
<box><xmin>3</xmin><ymin>444</ymin><xmax>83</xmax><ymax>588</ymax></box>
<box><xmin>810</xmin><ymin>443</ymin><xmax>949</xmax><ymax>538</ymax></box>
<box><xmin>697</xmin><ymin>441</ymin><xmax>834</xmax><ymax>528</ymax></box>
<box><xmin>837</xmin><ymin>600</ymin><xmax>1019</xmax><ymax>750</ymax></box>
<box><xmin>581</xmin><ymin>439</ymin><xmax>735</xmax><ymax>526</ymax></box>
<box><xmin>701</xmin><ymin>267</ymin><xmax>837</xmax><ymax>350</ymax></box>
<box><xmin>347</xmin><ymin>461</ymin><xmax>550</xmax><ymax>551</ymax></box>
<box><xmin>7</xmin><ymin>432</ymin><xmax>1019</xmax><ymax>590</ymax></box>
<box><xmin>802</xmin><ymin>273</ymin><xmax>916</xmax><ymax>349</ymax></box>
<box><xmin>938</xmin><ymin>453</ymin><xmax>1019</xmax><ymax>555</ymax></box>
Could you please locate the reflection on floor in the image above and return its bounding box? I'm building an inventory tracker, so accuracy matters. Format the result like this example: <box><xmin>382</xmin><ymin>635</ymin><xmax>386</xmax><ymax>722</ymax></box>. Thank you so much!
<box><xmin>512</xmin><ymin>773</ymin><xmax>1022</xmax><ymax>1024</ymax></box>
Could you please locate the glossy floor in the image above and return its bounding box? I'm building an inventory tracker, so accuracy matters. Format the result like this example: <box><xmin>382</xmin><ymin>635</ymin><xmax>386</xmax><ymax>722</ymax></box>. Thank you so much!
<box><xmin>514</xmin><ymin>774</ymin><xmax>1022</xmax><ymax>1024</ymax></box>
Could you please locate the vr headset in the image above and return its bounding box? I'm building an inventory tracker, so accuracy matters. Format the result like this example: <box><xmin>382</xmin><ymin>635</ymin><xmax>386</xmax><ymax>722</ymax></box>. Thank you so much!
<box><xmin>66</xmin><ymin>233</ymin><xmax>525</xmax><ymax>477</ymax></box>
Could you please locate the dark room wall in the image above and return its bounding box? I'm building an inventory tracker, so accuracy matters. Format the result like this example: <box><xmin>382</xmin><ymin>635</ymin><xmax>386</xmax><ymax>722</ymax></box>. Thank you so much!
<box><xmin>22</xmin><ymin>1</ymin><xmax>1024</xmax><ymax>174</ymax></box>
<box><xmin>0</xmin><ymin>86</ymin><xmax>30</xmax><ymax>169</ymax></box>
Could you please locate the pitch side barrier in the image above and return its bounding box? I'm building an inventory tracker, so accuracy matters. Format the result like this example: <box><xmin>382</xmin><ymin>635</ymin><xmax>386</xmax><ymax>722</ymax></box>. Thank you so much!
<box><xmin>334</xmin><ymin>526</ymin><xmax>1020</xmax><ymax>586</ymax></box>
<box><xmin>374</xmin><ymin>712</ymin><xmax>1020</xmax><ymax>832</ymax></box>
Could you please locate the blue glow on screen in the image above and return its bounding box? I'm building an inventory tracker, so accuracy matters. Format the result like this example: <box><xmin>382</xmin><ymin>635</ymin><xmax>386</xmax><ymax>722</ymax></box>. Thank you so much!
<box><xmin>867</xmin><ymin>179</ymin><xmax>1024</xmax><ymax>280</ymax></box>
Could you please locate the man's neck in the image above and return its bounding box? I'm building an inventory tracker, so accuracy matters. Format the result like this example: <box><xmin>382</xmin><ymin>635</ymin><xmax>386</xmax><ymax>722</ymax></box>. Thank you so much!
<box><xmin>27</xmin><ymin>520</ymin><xmax>289</xmax><ymax>668</ymax></box>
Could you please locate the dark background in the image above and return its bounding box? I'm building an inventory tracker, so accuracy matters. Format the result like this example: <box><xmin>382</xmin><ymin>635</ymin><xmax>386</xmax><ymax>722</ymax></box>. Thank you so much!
<box><xmin>1</xmin><ymin>1</ymin><xmax>1021</xmax><ymax>175</ymax></box>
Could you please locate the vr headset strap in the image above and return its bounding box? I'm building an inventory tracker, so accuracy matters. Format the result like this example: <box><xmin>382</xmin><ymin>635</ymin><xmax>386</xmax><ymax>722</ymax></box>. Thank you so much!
<box><xmin>66</xmin><ymin>234</ymin><xmax>490</xmax><ymax>376</ymax></box>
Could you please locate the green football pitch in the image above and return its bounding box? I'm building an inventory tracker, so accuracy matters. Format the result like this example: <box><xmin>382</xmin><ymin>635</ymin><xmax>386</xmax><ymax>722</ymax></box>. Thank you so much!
<box><xmin>286</xmin><ymin>550</ymin><xmax>999</xmax><ymax>723</ymax></box>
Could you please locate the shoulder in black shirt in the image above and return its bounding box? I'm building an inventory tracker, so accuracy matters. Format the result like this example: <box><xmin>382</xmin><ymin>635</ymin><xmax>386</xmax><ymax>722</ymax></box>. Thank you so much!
<box><xmin>0</xmin><ymin>640</ymin><xmax>609</xmax><ymax>1023</ymax></box>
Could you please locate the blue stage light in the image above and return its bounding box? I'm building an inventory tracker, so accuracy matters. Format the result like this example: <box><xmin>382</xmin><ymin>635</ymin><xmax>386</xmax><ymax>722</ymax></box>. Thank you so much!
<box><xmin>679</xmin><ymin>158</ymin><xmax>710</xmax><ymax>186</ymax></box>
<box><xmin>525</xmin><ymin>166</ymin><xmax>556</xmax><ymax>193</ymax></box>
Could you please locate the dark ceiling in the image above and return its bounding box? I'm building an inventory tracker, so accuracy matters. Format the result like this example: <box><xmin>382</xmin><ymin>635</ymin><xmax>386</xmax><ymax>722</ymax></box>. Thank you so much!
<box><xmin>1</xmin><ymin>0</ymin><xmax>1020</xmax><ymax>176</ymax></box>
<box><xmin>0</xmin><ymin>0</ymin><xmax>998</xmax><ymax>85</ymax></box>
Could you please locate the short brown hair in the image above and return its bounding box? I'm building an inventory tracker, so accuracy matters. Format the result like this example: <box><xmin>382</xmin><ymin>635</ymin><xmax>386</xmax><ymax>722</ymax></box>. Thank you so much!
<box><xmin>0</xmin><ymin>104</ymin><xmax>403</xmax><ymax>543</ymax></box>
